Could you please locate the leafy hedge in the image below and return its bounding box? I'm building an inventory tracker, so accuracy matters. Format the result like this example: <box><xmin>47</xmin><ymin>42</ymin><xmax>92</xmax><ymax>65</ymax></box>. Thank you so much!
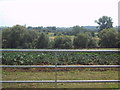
<box><xmin>2</xmin><ymin>52</ymin><xmax>120</xmax><ymax>65</ymax></box>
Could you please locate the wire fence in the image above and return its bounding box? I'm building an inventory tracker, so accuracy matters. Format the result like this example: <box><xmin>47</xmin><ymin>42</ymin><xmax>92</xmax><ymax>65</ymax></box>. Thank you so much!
<box><xmin>1</xmin><ymin>49</ymin><xmax>120</xmax><ymax>84</ymax></box>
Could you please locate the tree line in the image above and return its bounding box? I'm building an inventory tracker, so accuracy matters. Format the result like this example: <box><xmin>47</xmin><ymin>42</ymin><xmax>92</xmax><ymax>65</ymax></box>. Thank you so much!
<box><xmin>2</xmin><ymin>16</ymin><xmax>120</xmax><ymax>49</ymax></box>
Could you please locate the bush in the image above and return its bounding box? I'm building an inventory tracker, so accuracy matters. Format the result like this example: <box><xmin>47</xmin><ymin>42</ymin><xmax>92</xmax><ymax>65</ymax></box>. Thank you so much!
<box><xmin>73</xmin><ymin>32</ymin><xmax>96</xmax><ymax>48</ymax></box>
<box><xmin>99</xmin><ymin>28</ymin><xmax>118</xmax><ymax>48</ymax></box>
<box><xmin>54</xmin><ymin>36</ymin><xmax>73</xmax><ymax>49</ymax></box>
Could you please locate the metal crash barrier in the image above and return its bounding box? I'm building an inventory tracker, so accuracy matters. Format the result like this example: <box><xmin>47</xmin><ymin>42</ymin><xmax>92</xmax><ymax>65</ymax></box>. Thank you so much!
<box><xmin>0</xmin><ymin>49</ymin><xmax>120</xmax><ymax>84</ymax></box>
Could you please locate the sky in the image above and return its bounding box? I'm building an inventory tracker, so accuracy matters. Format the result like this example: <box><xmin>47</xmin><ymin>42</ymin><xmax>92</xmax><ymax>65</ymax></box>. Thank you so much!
<box><xmin>0</xmin><ymin>0</ymin><xmax>119</xmax><ymax>27</ymax></box>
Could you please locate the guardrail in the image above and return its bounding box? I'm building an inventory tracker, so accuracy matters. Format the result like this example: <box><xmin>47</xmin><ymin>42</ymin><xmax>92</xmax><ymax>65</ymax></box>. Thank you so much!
<box><xmin>1</xmin><ymin>49</ymin><xmax>119</xmax><ymax>52</ymax></box>
<box><xmin>1</xmin><ymin>65</ymin><xmax>120</xmax><ymax>68</ymax></box>
<box><xmin>1</xmin><ymin>49</ymin><xmax>120</xmax><ymax>84</ymax></box>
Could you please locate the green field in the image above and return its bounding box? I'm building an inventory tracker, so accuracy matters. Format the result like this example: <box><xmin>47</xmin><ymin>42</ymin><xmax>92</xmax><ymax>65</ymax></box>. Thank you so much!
<box><xmin>2</xmin><ymin>68</ymin><xmax>120</xmax><ymax>88</ymax></box>
<box><xmin>2</xmin><ymin>51</ymin><xmax>120</xmax><ymax>65</ymax></box>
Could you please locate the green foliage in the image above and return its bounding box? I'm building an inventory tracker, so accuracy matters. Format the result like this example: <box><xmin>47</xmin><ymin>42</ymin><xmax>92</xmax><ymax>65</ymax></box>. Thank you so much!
<box><xmin>95</xmin><ymin>16</ymin><xmax>113</xmax><ymax>31</ymax></box>
<box><xmin>36</xmin><ymin>33</ymin><xmax>49</xmax><ymax>49</ymax></box>
<box><xmin>2</xmin><ymin>25</ymin><xmax>38</xmax><ymax>49</ymax></box>
<box><xmin>2</xmin><ymin>24</ymin><xmax>119</xmax><ymax>49</ymax></box>
<box><xmin>20</xmin><ymin>30</ymin><xmax>38</xmax><ymax>48</ymax></box>
<box><xmin>99</xmin><ymin>28</ymin><xmax>118</xmax><ymax>48</ymax></box>
<box><xmin>116</xmin><ymin>32</ymin><xmax>120</xmax><ymax>48</ymax></box>
<box><xmin>8</xmin><ymin>25</ymin><xmax>27</xmax><ymax>48</ymax></box>
<box><xmin>72</xmin><ymin>25</ymin><xmax>87</xmax><ymax>35</ymax></box>
<box><xmin>54</xmin><ymin>36</ymin><xmax>73</xmax><ymax>49</ymax></box>
<box><xmin>2</xmin><ymin>28</ymin><xmax>11</xmax><ymax>48</ymax></box>
<box><xmin>88</xmin><ymin>38</ymin><xmax>98</xmax><ymax>48</ymax></box>
<box><xmin>73</xmin><ymin>32</ymin><xmax>97</xmax><ymax>48</ymax></box>
<box><xmin>2</xmin><ymin>52</ymin><xmax>120</xmax><ymax>65</ymax></box>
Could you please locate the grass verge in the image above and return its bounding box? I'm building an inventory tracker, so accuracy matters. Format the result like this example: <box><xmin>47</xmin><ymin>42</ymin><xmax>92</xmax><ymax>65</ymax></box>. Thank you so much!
<box><xmin>2</xmin><ymin>68</ymin><xmax>120</xmax><ymax>88</ymax></box>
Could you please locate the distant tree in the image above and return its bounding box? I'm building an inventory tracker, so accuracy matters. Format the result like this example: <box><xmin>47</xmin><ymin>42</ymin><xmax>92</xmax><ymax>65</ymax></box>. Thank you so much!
<box><xmin>73</xmin><ymin>32</ymin><xmax>96</xmax><ymax>48</ymax></box>
<box><xmin>54</xmin><ymin>36</ymin><xmax>72</xmax><ymax>49</ymax></box>
<box><xmin>2</xmin><ymin>25</ymin><xmax>28</xmax><ymax>48</ymax></box>
<box><xmin>27</xmin><ymin>26</ymin><xmax>33</xmax><ymax>30</ymax></box>
<box><xmin>52</xmin><ymin>26</ymin><xmax>56</xmax><ymax>30</ymax></box>
<box><xmin>99</xmin><ymin>28</ymin><xmax>118</xmax><ymax>48</ymax></box>
<box><xmin>72</xmin><ymin>25</ymin><xmax>86</xmax><ymax>35</ymax></box>
<box><xmin>95</xmin><ymin>16</ymin><xmax>113</xmax><ymax>31</ymax></box>
<box><xmin>20</xmin><ymin>30</ymin><xmax>38</xmax><ymax>48</ymax></box>
<box><xmin>2</xmin><ymin>25</ymin><xmax>38</xmax><ymax>49</ymax></box>
<box><xmin>45</xmin><ymin>26</ymin><xmax>56</xmax><ymax>33</ymax></box>
<box><xmin>118</xmin><ymin>26</ymin><xmax>120</xmax><ymax>32</ymax></box>
<box><xmin>117</xmin><ymin>32</ymin><xmax>120</xmax><ymax>48</ymax></box>
<box><xmin>36</xmin><ymin>33</ymin><xmax>49</xmax><ymax>48</ymax></box>
<box><xmin>2</xmin><ymin>28</ymin><xmax>11</xmax><ymax>48</ymax></box>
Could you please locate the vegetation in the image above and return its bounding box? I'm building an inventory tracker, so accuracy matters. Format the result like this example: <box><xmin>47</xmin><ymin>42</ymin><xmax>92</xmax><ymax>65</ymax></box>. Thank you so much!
<box><xmin>54</xmin><ymin>36</ymin><xmax>73</xmax><ymax>49</ymax></box>
<box><xmin>36</xmin><ymin>33</ymin><xmax>49</xmax><ymax>49</ymax></box>
<box><xmin>2</xmin><ymin>52</ymin><xmax>120</xmax><ymax>65</ymax></box>
<box><xmin>73</xmin><ymin>32</ymin><xmax>97</xmax><ymax>48</ymax></box>
<box><xmin>2</xmin><ymin>16</ymin><xmax>119</xmax><ymax>49</ymax></box>
<box><xmin>99</xmin><ymin>28</ymin><xmax>118</xmax><ymax>48</ymax></box>
<box><xmin>95</xmin><ymin>16</ymin><xmax>113</xmax><ymax>31</ymax></box>
<box><xmin>72</xmin><ymin>25</ymin><xmax>87</xmax><ymax>35</ymax></box>
<box><xmin>2</xmin><ymin>25</ymin><xmax>38</xmax><ymax>49</ymax></box>
<box><xmin>2</xmin><ymin>69</ymin><xmax>119</xmax><ymax>88</ymax></box>
<box><xmin>1</xmin><ymin>16</ymin><xmax>120</xmax><ymax>89</ymax></box>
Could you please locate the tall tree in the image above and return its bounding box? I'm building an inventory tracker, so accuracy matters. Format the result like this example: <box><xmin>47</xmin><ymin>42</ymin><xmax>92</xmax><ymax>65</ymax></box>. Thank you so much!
<box><xmin>95</xmin><ymin>16</ymin><xmax>113</xmax><ymax>31</ymax></box>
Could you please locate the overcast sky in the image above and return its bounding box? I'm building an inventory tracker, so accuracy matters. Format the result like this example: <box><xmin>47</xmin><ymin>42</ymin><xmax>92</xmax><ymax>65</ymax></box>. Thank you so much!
<box><xmin>0</xmin><ymin>0</ymin><xmax>119</xmax><ymax>27</ymax></box>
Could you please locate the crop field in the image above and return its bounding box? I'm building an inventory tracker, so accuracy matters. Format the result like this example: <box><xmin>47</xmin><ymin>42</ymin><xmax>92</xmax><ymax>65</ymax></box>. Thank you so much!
<box><xmin>2</xmin><ymin>51</ymin><xmax>120</xmax><ymax>65</ymax></box>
